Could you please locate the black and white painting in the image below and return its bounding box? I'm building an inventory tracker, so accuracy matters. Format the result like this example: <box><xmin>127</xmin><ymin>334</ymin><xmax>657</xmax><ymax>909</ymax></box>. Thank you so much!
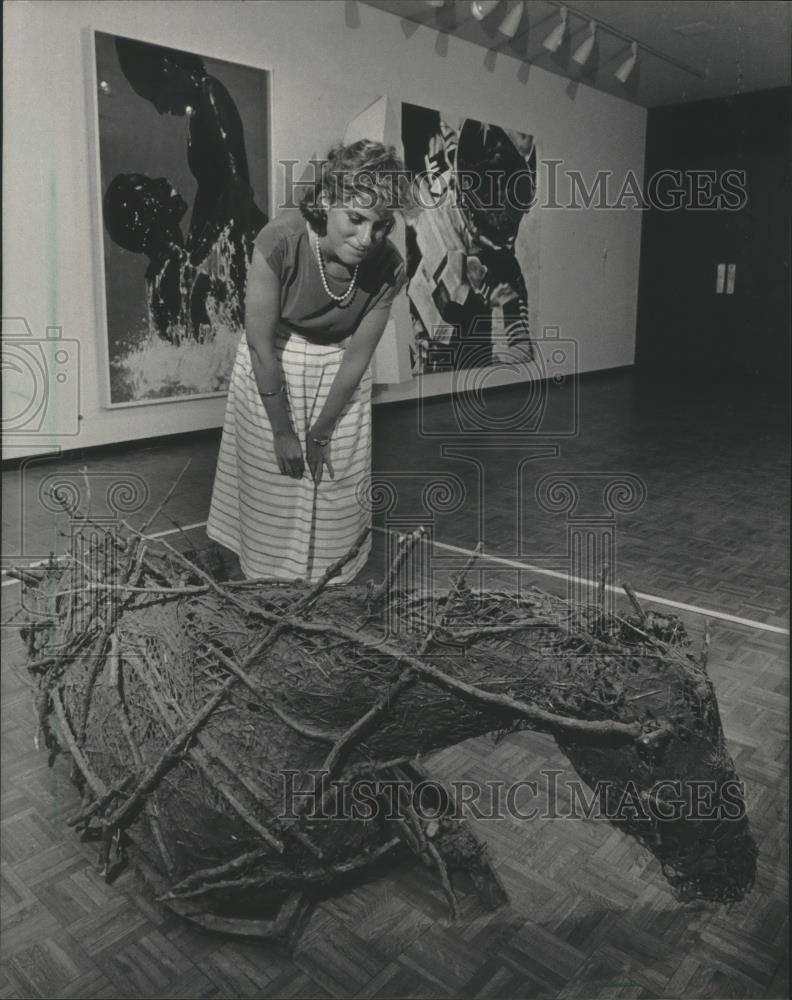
<box><xmin>401</xmin><ymin>102</ymin><xmax>540</xmax><ymax>376</ymax></box>
<box><xmin>94</xmin><ymin>32</ymin><xmax>269</xmax><ymax>404</ymax></box>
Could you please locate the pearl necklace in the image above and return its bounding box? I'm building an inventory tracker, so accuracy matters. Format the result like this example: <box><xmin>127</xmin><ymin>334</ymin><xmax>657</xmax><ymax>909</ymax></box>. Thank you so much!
<box><xmin>311</xmin><ymin>229</ymin><xmax>359</xmax><ymax>305</ymax></box>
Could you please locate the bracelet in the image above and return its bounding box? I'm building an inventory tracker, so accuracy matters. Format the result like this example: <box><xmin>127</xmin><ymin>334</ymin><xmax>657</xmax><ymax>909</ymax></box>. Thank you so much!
<box><xmin>259</xmin><ymin>384</ymin><xmax>285</xmax><ymax>398</ymax></box>
<box><xmin>310</xmin><ymin>433</ymin><xmax>331</xmax><ymax>447</ymax></box>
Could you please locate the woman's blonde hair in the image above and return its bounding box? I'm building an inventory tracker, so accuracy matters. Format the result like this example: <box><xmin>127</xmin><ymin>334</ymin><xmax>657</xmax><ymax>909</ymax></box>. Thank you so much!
<box><xmin>300</xmin><ymin>140</ymin><xmax>414</xmax><ymax>232</ymax></box>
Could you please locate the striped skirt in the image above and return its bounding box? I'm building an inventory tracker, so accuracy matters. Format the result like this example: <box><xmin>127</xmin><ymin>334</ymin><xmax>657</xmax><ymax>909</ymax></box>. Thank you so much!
<box><xmin>206</xmin><ymin>330</ymin><xmax>372</xmax><ymax>583</ymax></box>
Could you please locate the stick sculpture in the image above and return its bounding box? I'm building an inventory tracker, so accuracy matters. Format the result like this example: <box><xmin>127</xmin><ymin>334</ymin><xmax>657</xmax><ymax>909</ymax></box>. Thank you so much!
<box><xmin>15</xmin><ymin>503</ymin><xmax>757</xmax><ymax>943</ymax></box>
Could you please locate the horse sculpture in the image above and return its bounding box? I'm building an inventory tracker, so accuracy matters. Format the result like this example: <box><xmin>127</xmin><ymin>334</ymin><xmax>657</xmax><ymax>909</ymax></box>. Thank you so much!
<box><xmin>17</xmin><ymin>516</ymin><xmax>757</xmax><ymax>943</ymax></box>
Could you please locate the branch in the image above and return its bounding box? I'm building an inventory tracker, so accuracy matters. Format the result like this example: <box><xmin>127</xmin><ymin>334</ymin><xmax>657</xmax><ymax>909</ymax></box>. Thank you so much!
<box><xmin>622</xmin><ymin>582</ymin><xmax>648</xmax><ymax>624</ymax></box>
<box><xmin>51</xmin><ymin>691</ymin><xmax>108</xmax><ymax>800</ymax></box>
<box><xmin>168</xmin><ymin>847</ymin><xmax>270</xmax><ymax>896</ymax></box>
<box><xmin>140</xmin><ymin>460</ymin><xmax>192</xmax><ymax>534</ymax></box>
<box><xmin>319</xmin><ymin>670</ymin><xmax>417</xmax><ymax>781</ymax></box>
<box><xmin>114</xmin><ymin>660</ymin><xmax>177</xmax><ymax>876</ymax></box>
<box><xmin>440</xmin><ymin>621</ymin><xmax>562</xmax><ymax>642</ymax></box>
<box><xmin>106</xmin><ymin>681</ymin><xmax>229</xmax><ymax>834</ymax></box>
<box><xmin>293</xmin><ymin>525</ymin><xmax>371</xmax><ymax>613</ymax></box>
<box><xmin>396</xmin><ymin>777</ymin><xmax>457</xmax><ymax>919</ymax></box>
<box><xmin>66</xmin><ymin>775</ymin><xmax>134</xmax><ymax>828</ymax></box>
<box><xmin>163</xmin><ymin>836</ymin><xmax>402</xmax><ymax>902</ymax></box>
<box><xmin>368</xmin><ymin>528</ymin><xmax>426</xmax><ymax>604</ymax></box>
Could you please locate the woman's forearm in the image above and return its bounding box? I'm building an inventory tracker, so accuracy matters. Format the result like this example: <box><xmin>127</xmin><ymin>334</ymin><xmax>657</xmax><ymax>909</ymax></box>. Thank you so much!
<box><xmin>248</xmin><ymin>343</ymin><xmax>293</xmax><ymax>435</ymax></box>
<box><xmin>312</xmin><ymin>310</ymin><xmax>391</xmax><ymax>439</ymax></box>
<box><xmin>244</xmin><ymin>245</ymin><xmax>297</xmax><ymax>438</ymax></box>
<box><xmin>311</xmin><ymin>353</ymin><xmax>370</xmax><ymax>439</ymax></box>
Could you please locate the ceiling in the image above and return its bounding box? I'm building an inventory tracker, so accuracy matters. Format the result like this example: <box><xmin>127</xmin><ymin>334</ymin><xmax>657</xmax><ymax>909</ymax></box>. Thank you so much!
<box><xmin>359</xmin><ymin>0</ymin><xmax>792</xmax><ymax>107</ymax></box>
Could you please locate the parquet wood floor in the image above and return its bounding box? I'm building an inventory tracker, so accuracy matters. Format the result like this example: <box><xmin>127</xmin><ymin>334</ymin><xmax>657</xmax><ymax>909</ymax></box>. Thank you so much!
<box><xmin>1</xmin><ymin>372</ymin><xmax>788</xmax><ymax>998</ymax></box>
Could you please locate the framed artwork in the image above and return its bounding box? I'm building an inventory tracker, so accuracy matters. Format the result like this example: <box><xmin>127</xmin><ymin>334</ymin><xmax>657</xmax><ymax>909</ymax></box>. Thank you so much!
<box><xmin>401</xmin><ymin>102</ymin><xmax>540</xmax><ymax>377</ymax></box>
<box><xmin>90</xmin><ymin>31</ymin><xmax>270</xmax><ymax>406</ymax></box>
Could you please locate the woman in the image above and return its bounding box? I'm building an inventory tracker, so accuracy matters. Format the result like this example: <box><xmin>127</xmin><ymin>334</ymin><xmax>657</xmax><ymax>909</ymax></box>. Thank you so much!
<box><xmin>207</xmin><ymin>140</ymin><xmax>409</xmax><ymax>583</ymax></box>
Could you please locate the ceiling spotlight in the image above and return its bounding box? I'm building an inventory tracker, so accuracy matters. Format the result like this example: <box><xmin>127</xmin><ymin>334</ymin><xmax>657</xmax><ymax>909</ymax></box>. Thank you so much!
<box><xmin>615</xmin><ymin>40</ymin><xmax>639</xmax><ymax>83</ymax></box>
<box><xmin>471</xmin><ymin>0</ymin><xmax>500</xmax><ymax>20</ymax></box>
<box><xmin>542</xmin><ymin>5</ymin><xmax>568</xmax><ymax>52</ymax></box>
<box><xmin>572</xmin><ymin>20</ymin><xmax>597</xmax><ymax>66</ymax></box>
<box><xmin>498</xmin><ymin>1</ymin><xmax>524</xmax><ymax>38</ymax></box>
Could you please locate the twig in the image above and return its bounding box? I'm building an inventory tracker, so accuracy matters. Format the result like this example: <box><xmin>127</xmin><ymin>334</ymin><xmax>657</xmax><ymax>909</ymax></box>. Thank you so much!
<box><xmin>701</xmin><ymin>619</ymin><xmax>711</xmax><ymax>670</ymax></box>
<box><xmin>113</xmin><ymin>659</ymin><xmax>177</xmax><ymax>876</ymax></box>
<box><xmin>51</xmin><ymin>691</ymin><xmax>108</xmax><ymax>800</ymax></box>
<box><xmin>197</xmin><ymin>771</ymin><xmax>285</xmax><ymax>853</ymax></box>
<box><xmin>168</xmin><ymin>847</ymin><xmax>270</xmax><ymax>895</ymax></box>
<box><xmin>368</xmin><ymin>528</ymin><xmax>426</xmax><ymax>604</ymax></box>
<box><xmin>425</xmin><ymin>840</ymin><xmax>458</xmax><ymax>920</ymax></box>
<box><xmin>45</xmin><ymin>583</ymin><xmax>207</xmax><ymax>598</ymax></box>
<box><xmin>626</xmin><ymin>688</ymin><xmax>667</xmax><ymax>703</ymax></box>
<box><xmin>432</xmin><ymin>542</ymin><xmax>484</xmax><ymax>624</ymax></box>
<box><xmin>164</xmin><ymin>836</ymin><xmax>402</xmax><ymax>901</ymax></box>
<box><xmin>437</xmin><ymin>621</ymin><xmax>561</xmax><ymax>641</ymax></box>
<box><xmin>319</xmin><ymin>670</ymin><xmax>418</xmax><ymax>781</ymax></box>
<box><xmin>612</xmin><ymin>614</ymin><xmax>690</xmax><ymax>667</ymax></box>
<box><xmin>66</xmin><ymin>775</ymin><xmax>134</xmax><ymax>827</ymax></box>
<box><xmin>140</xmin><ymin>460</ymin><xmax>192</xmax><ymax>534</ymax></box>
<box><xmin>160</xmin><ymin>511</ymin><xmax>217</xmax><ymax>579</ymax></box>
<box><xmin>105</xmin><ymin>679</ymin><xmax>231</xmax><ymax>834</ymax></box>
<box><xmin>264</xmin><ymin>699</ymin><xmax>341</xmax><ymax>744</ymax></box>
<box><xmin>395</xmin><ymin>777</ymin><xmax>458</xmax><ymax>919</ymax></box>
<box><xmin>623</xmin><ymin>582</ymin><xmax>648</xmax><ymax>624</ymax></box>
<box><xmin>293</xmin><ymin>525</ymin><xmax>371</xmax><ymax>613</ymax></box>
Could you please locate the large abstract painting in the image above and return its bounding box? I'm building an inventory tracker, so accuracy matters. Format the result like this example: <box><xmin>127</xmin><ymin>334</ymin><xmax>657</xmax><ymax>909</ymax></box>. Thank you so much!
<box><xmin>401</xmin><ymin>102</ymin><xmax>539</xmax><ymax>376</ymax></box>
<box><xmin>93</xmin><ymin>32</ymin><xmax>269</xmax><ymax>405</ymax></box>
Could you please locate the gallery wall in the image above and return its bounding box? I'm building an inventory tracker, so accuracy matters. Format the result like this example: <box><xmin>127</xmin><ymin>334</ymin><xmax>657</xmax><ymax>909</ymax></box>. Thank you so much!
<box><xmin>3</xmin><ymin>0</ymin><xmax>646</xmax><ymax>458</ymax></box>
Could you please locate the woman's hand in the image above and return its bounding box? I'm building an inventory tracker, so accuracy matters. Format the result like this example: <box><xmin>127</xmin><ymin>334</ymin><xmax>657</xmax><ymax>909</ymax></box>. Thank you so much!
<box><xmin>306</xmin><ymin>431</ymin><xmax>334</xmax><ymax>486</ymax></box>
<box><xmin>273</xmin><ymin>429</ymin><xmax>305</xmax><ymax>479</ymax></box>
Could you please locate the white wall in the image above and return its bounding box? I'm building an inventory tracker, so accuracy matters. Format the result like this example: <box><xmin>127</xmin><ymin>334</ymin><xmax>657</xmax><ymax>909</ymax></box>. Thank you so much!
<box><xmin>2</xmin><ymin>0</ymin><xmax>646</xmax><ymax>459</ymax></box>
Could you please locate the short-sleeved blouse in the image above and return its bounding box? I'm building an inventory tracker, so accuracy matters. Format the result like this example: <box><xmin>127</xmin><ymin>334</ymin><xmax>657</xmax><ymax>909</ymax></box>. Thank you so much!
<box><xmin>253</xmin><ymin>210</ymin><xmax>406</xmax><ymax>343</ymax></box>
